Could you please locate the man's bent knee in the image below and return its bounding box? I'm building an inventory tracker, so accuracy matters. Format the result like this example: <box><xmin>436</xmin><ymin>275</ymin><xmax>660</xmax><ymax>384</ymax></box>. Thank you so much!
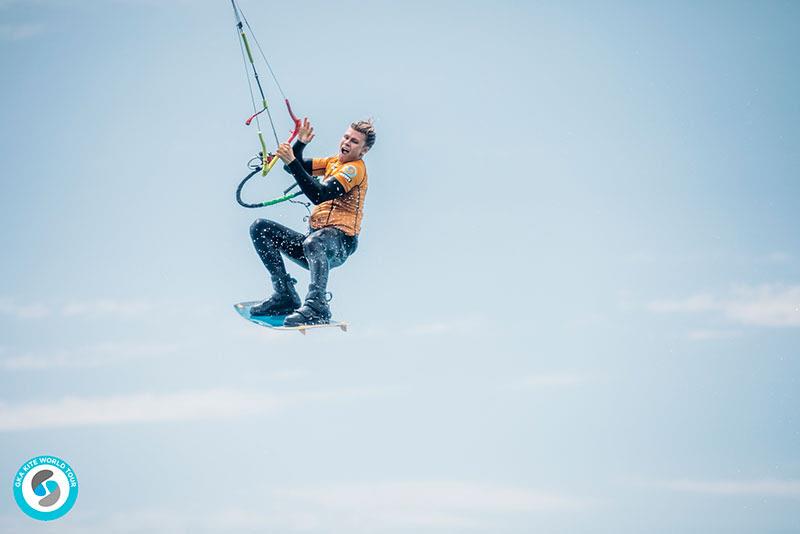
<box><xmin>302</xmin><ymin>234</ymin><xmax>326</xmax><ymax>258</ymax></box>
<box><xmin>250</xmin><ymin>218</ymin><xmax>278</xmax><ymax>240</ymax></box>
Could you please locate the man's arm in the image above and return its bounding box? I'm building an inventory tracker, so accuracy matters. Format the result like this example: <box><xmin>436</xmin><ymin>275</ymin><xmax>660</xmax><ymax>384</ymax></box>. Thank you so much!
<box><xmin>285</xmin><ymin>158</ymin><xmax>345</xmax><ymax>204</ymax></box>
<box><xmin>286</xmin><ymin>117</ymin><xmax>316</xmax><ymax>174</ymax></box>
<box><xmin>275</xmin><ymin>118</ymin><xmax>347</xmax><ymax>204</ymax></box>
<box><xmin>284</xmin><ymin>140</ymin><xmax>313</xmax><ymax>175</ymax></box>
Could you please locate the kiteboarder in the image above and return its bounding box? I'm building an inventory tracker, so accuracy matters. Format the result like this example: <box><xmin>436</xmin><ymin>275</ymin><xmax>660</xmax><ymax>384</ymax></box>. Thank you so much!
<box><xmin>249</xmin><ymin>118</ymin><xmax>375</xmax><ymax>326</ymax></box>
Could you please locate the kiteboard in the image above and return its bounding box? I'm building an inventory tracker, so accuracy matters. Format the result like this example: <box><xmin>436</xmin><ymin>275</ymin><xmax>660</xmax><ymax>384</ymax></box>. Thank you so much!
<box><xmin>234</xmin><ymin>301</ymin><xmax>348</xmax><ymax>334</ymax></box>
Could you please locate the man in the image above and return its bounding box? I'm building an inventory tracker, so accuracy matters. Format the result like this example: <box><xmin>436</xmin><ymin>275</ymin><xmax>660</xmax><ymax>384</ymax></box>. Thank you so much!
<box><xmin>249</xmin><ymin>118</ymin><xmax>375</xmax><ymax>326</ymax></box>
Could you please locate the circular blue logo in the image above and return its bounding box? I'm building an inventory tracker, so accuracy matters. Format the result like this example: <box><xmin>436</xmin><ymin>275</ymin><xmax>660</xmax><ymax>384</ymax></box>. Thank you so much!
<box><xmin>13</xmin><ymin>455</ymin><xmax>78</xmax><ymax>521</ymax></box>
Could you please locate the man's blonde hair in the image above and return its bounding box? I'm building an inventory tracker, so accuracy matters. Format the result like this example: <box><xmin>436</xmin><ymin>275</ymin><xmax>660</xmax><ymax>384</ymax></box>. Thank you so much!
<box><xmin>351</xmin><ymin>119</ymin><xmax>376</xmax><ymax>150</ymax></box>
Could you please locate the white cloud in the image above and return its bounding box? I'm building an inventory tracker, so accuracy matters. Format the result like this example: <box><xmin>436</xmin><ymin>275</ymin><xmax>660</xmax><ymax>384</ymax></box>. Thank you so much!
<box><xmin>724</xmin><ymin>285</ymin><xmax>800</xmax><ymax>326</ymax></box>
<box><xmin>0</xmin><ymin>342</ymin><xmax>179</xmax><ymax>370</ymax></box>
<box><xmin>0</xmin><ymin>386</ymin><xmax>388</xmax><ymax>431</ymax></box>
<box><xmin>511</xmin><ymin>373</ymin><xmax>588</xmax><ymax>389</ymax></box>
<box><xmin>687</xmin><ymin>329</ymin><xmax>742</xmax><ymax>341</ymax></box>
<box><xmin>265</xmin><ymin>368</ymin><xmax>308</xmax><ymax>381</ymax></box>
<box><xmin>648</xmin><ymin>294</ymin><xmax>717</xmax><ymax>313</ymax></box>
<box><xmin>649</xmin><ymin>284</ymin><xmax>800</xmax><ymax>327</ymax></box>
<box><xmin>61</xmin><ymin>298</ymin><xmax>154</xmax><ymax>318</ymax></box>
<box><xmin>274</xmin><ymin>481</ymin><xmax>588</xmax><ymax>524</ymax></box>
<box><xmin>0</xmin><ymin>297</ymin><xmax>49</xmax><ymax>318</ymax></box>
<box><xmin>405</xmin><ymin>321</ymin><xmax>459</xmax><ymax>335</ymax></box>
<box><xmin>660</xmin><ymin>479</ymin><xmax>800</xmax><ymax>498</ymax></box>
<box><xmin>18</xmin><ymin>482</ymin><xmax>588</xmax><ymax>533</ymax></box>
<box><xmin>0</xmin><ymin>23</ymin><xmax>44</xmax><ymax>41</ymax></box>
<box><xmin>0</xmin><ymin>297</ymin><xmax>158</xmax><ymax>319</ymax></box>
<box><xmin>353</xmin><ymin>318</ymin><xmax>488</xmax><ymax>338</ymax></box>
<box><xmin>757</xmin><ymin>252</ymin><xmax>792</xmax><ymax>264</ymax></box>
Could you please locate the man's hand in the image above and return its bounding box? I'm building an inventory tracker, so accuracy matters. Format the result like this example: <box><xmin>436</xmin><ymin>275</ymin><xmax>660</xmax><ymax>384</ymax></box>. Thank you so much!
<box><xmin>276</xmin><ymin>143</ymin><xmax>295</xmax><ymax>164</ymax></box>
<box><xmin>298</xmin><ymin>117</ymin><xmax>315</xmax><ymax>144</ymax></box>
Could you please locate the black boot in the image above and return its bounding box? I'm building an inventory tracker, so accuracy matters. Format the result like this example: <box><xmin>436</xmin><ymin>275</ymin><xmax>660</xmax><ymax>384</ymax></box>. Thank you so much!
<box><xmin>250</xmin><ymin>275</ymin><xmax>301</xmax><ymax>316</ymax></box>
<box><xmin>283</xmin><ymin>289</ymin><xmax>331</xmax><ymax>326</ymax></box>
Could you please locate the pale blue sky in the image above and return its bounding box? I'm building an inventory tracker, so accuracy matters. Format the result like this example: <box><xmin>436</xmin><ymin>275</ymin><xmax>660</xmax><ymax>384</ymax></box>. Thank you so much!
<box><xmin>1</xmin><ymin>1</ymin><xmax>799</xmax><ymax>532</ymax></box>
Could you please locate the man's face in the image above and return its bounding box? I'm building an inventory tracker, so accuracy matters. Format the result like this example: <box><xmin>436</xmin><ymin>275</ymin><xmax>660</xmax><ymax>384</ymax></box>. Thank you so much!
<box><xmin>338</xmin><ymin>127</ymin><xmax>369</xmax><ymax>163</ymax></box>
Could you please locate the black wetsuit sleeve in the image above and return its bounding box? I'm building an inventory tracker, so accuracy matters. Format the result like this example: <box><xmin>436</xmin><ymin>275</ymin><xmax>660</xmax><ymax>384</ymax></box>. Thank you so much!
<box><xmin>285</xmin><ymin>158</ymin><xmax>346</xmax><ymax>205</ymax></box>
<box><xmin>287</xmin><ymin>140</ymin><xmax>314</xmax><ymax>174</ymax></box>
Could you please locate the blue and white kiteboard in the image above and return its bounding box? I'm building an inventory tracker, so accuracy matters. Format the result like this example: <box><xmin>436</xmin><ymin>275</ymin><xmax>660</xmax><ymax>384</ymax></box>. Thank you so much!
<box><xmin>234</xmin><ymin>301</ymin><xmax>348</xmax><ymax>334</ymax></box>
